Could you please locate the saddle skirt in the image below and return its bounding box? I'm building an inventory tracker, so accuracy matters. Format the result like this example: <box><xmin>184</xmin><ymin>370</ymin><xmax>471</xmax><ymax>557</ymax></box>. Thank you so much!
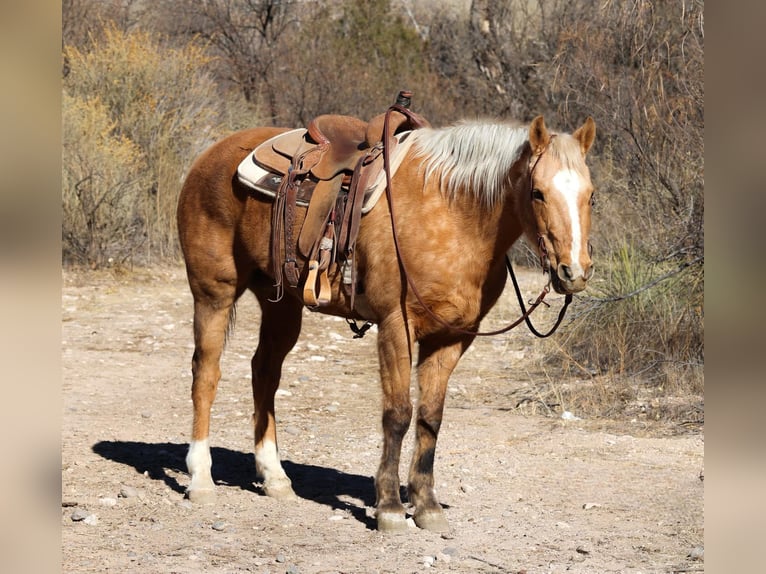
<box><xmin>236</xmin><ymin>129</ymin><xmax>416</xmax><ymax>214</ymax></box>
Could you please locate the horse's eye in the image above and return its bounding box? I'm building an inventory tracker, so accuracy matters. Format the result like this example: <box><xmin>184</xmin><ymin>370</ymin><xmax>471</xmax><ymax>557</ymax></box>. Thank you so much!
<box><xmin>532</xmin><ymin>189</ymin><xmax>545</xmax><ymax>202</ymax></box>
<box><xmin>589</xmin><ymin>193</ymin><xmax>596</xmax><ymax>207</ymax></box>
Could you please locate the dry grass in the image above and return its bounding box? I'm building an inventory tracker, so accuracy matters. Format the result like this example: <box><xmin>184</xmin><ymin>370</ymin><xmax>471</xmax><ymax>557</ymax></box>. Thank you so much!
<box><xmin>522</xmin><ymin>242</ymin><xmax>704</xmax><ymax>429</ymax></box>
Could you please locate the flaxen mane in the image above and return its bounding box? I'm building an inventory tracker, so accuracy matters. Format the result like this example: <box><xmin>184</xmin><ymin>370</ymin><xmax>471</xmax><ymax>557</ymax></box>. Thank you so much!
<box><xmin>410</xmin><ymin>120</ymin><xmax>529</xmax><ymax>208</ymax></box>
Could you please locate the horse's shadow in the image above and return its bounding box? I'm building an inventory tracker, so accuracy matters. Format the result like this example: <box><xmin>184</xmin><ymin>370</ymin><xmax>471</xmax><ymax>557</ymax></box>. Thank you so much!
<box><xmin>92</xmin><ymin>441</ymin><xmax>387</xmax><ymax>529</ymax></box>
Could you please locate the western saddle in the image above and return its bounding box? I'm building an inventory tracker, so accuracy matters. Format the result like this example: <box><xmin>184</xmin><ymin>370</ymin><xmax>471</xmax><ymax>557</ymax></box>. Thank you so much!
<box><xmin>240</xmin><ymin>91</ymin><xmax>430</xmax><ymax>309</ymax></box>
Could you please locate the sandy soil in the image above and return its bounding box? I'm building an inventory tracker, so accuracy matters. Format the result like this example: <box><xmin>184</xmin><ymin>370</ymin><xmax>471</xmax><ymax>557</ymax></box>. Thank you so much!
<box><xmin>61</xmin><ymin>266</ymin><xmax>703</xmax><ymax>573</ymax></box>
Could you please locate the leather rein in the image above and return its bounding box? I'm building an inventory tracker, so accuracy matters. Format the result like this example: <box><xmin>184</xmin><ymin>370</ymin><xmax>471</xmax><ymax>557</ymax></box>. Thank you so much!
<box><xmin>381</xmin><ymin>106</ymin><xmax>572</xmax><ymax>339</ymax></box>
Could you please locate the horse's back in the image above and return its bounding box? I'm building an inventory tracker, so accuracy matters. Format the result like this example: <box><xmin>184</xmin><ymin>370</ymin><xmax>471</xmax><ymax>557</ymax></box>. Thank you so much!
<box><xmin>180</xmin><ymin>127</ymin><xmax>286</xmax><ymax>200</ymax></box>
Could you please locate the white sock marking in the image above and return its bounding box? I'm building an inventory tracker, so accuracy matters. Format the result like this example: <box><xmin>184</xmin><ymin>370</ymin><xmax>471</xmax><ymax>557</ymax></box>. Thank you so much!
<box><xmin>187</xmin><ymin>438</ymin><xmax>214</xmax><ymax>491</ymax></box>
<box><xmin>255</xmin><ymin>439</ymin><xmax>289</xmax><ymax>484</ymax></box>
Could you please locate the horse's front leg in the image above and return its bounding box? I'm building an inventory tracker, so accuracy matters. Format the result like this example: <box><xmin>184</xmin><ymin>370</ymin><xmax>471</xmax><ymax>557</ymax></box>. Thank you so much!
<box><xmin>375</xmin><ymin>313</ymin><xmax>415</xmax><ymax>532</ymax></box>
<box><xmin>408</xmin><ymin>335</ymin><xmax>473</xmax><ymax>532</ymax></box>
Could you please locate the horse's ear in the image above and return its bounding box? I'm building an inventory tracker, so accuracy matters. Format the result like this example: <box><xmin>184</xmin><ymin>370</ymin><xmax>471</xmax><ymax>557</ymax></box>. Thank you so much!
<box><xmin>528</xmin><ymin>116</ymin><xmax>550</xmax><ymax>155</ymax></box>
<box><xmin>573</xmin><ymin>117</ymin><xmax>596</xmax><ymax>156</ymax></box>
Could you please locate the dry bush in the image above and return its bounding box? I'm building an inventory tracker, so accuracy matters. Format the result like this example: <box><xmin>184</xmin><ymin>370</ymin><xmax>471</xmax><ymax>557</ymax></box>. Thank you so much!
<box><xmin>62</xmin><ymin>0</ymin><xmax>136</xmax><ymax>50</ymax></box>
<box><xmin>274</xmin><ymin>0</ymin><xmax>433</xmax><ymax>125</ymax></box>
<box><xmin>63</xmin><ymin>23</ymin><xmax>255</xmax><ymax>266</ymax></box>
<box><xmin>62</xmin><ymin>92</ymin><xmax>149</xmax><ymax>267</ymax></box>
<box><xmin>165</xmin><ymin>0</ymin><xmax>436</xmax><ymax>126</ymax></box>
<box><xmin>551</xmin><ymin>0</ymin><xmax>703</xmax><ymax>256</ymax></box>
<box><xmin>558</xmin><ymin>244</ymin><xmax>703</xmax><ymax>387</ymax></box>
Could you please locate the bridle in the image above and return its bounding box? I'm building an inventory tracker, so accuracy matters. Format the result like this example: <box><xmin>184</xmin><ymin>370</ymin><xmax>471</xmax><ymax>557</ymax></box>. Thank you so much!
<box><xmin>380</xmin><ymin>107</ymin><xmax>572</xmax><ymax>339</ymax></box>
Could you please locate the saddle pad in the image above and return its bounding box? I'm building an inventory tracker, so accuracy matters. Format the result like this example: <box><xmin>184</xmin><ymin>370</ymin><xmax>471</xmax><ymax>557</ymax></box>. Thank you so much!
<box><xmin>236</xmin><ymin>158</ymin><xmax>313</xmax><ymax>207</ymax></box>
<box><xmin>358</xmin><ymin>131</ymin><xmax>415</xmax><ymax>214</ymax></box>
<box><xmin>236</xmin><ymin>131</ymin><xmax>416</xmax><ymax>214</ymax></box>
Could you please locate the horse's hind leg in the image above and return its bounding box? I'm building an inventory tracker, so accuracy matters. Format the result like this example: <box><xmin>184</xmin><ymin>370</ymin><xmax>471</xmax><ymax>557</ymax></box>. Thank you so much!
<box><xmin>185</xmin><ymin>277</ymin><xmax>240</xmax><ymax>504</ymax></box>
<box><xmin>407</xmin><ymin>336</ymin><xmax>473</xmax><ymax>532</ymax></box>
<box><xmin>251</xmin><ymin>289</ymin><xmax>303</xmax><ymax>500</ymax></box>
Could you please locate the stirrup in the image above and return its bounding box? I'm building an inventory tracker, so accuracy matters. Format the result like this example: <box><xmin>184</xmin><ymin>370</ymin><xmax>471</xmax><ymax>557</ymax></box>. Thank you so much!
<box><xmin>303</xmin><ymin>261</ymin><xmax>320</xmax><ymax>306</ymax></box>
<box><xmin>302</xmin><ymin>261</ymin><xmax>332</xmax><ymax>307</ymax></box>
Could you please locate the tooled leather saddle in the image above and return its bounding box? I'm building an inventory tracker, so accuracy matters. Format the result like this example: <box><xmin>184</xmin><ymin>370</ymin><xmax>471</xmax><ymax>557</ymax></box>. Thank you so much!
<box><xmin>237</xmin><ymin>91</ymin><xmax>429</xmax><ymax>309</ymax></box>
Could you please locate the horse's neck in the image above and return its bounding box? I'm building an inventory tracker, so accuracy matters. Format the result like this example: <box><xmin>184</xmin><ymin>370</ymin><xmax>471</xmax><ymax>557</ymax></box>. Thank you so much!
<box><xmin>505</xmin><ymin>148</ymin><xmax>535</xmax><ymax>240</ymax></box>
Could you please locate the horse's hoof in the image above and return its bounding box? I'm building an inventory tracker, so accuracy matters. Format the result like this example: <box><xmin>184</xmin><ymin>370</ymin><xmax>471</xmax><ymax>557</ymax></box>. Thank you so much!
<box><xmin>413</xmin><ymin>509</ymin><xmax>450</xmax><ymax>533</ymax></box>
<box><xmin>186</xmin><ymin>488</ymin><xmax>216</xmax><ymax>505</ymax></box>
<box><xmin>376</xmin><ymin>512</ymin><xmax>410</xmax><ymax>533</ymax></box>
<box><xmin>263</xmin><ymin>480</ymin><xmax>299</xmax><ymax>501</ymax></box>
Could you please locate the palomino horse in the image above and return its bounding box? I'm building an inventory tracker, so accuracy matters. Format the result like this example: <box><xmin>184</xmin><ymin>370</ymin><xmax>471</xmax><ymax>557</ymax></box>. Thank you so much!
<box><xmin>176</xmin><ymin>112</ymin><xmax>596</xmax><ymax>532</ymax></box>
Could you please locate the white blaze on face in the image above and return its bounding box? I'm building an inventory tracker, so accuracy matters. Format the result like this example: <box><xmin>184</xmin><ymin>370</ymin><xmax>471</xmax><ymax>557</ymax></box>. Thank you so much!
<box><xmin>551</xmin><ymin>168</ymin><xmax>586</xmax><ymax>277</ymax></box>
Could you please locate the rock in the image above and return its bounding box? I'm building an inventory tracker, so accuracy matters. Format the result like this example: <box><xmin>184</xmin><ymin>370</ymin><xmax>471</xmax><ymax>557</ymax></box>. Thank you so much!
<box><xmin>582</xmin><ymin>502</ymin><xmax>601</xmax><ymax>510</ymax></box>
<box><xmin>211</xmin><ymin>521</ymin><xmax>227</xmax><ymax>531</ymax></box>
<box><xmin>83</xmin><ymin>514</ymin><xmax>99</xmax><ymax>525</ymax></box>
<box><xmin>71</xmin><ymin>508</ymin><xmax>90</xmax><ymax>522</ymax></box>
<box><xmin>422</xmin><ymin>555</ymin><xmax>435</xmax><ymax>567</ymax></box>
<box><xmin>442</xmin><ymin>546</ymin><xmax>459</xmax><ymax>557</ymax></box>
<box><xmin>119</xmin><ymin>486</ymin><xmax>144</xmax><ymax>499</ymax></box>
<box><xmin>99</xmin><ymin>497</ymin><xmax>117</xmax><ymax>507</ymax></box>
<box><xmin>561</xmin><ymin>410</ymin><xmax>581</xmax><ymax>421</ymax></box>
<box><xmin>276</xmin><ymin>553</ymin><xmax>287</xmax><ymax>563</ymax></box>
<box><xmin>436</xmin><ymin>551</ymin><xmax>452</xmax><ymax>563</ymax></box>
<box><xmin>688</xmin><ymin>545</ymin><xmax>704</xmax><ymax>560</ymax></box>
<box><xmin>286</xmin><ymin>565</ymin><xmax>300</xmax><ymax>574</ymax></box>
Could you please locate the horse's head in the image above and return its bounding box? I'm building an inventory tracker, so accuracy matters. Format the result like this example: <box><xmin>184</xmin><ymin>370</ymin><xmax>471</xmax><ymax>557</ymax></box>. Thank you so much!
<box><xmin>525</xmin><ymin>116</ymin><xmax>597</xmax><ymax>295</ymax></box>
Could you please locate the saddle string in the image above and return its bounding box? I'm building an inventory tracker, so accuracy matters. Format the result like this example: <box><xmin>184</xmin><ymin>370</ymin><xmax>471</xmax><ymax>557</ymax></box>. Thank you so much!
<box><xmin>270</xmin><ymin>147</ymin><xmax>322</xmax><ymax>302</ymax></box>
<box><xmin>269</xmin><ymin>166</ymin><xmax>289</xmax><ymax>302</ymax></box>
<box><xmin>381</xmin><ymin>106</ymin><xmax>569</xmax><ymax>338</ymax></box>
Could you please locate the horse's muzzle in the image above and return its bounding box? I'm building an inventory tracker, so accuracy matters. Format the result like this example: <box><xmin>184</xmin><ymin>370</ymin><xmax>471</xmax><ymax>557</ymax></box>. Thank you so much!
<box><xmin>552</xmin><ymin>262</ymin><xmax>594</xmax><ymax>294</ymax></box>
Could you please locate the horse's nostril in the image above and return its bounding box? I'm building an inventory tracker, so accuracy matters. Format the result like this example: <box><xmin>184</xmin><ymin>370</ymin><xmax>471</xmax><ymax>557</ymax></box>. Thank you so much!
<box><xmin>558</xmin><ymin>264</ymin><xmax>574</xmax><ymax>281</ymax></box>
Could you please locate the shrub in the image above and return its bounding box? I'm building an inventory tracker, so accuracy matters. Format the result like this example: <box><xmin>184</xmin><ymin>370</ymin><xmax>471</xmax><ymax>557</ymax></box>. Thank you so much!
<box><xmin>62</xmin><ymin>23</ymin><xmax>253</xmax><ymax>266</ymax></box>
<box><xmin>548</xmin><ymin>241</ymin><xmax>703</xmax><ymax>422</ymax></box>
<box><xmin>62</xmin><ymin>92</ymin><xmax>149</xmax><ymax>267</ymax></box>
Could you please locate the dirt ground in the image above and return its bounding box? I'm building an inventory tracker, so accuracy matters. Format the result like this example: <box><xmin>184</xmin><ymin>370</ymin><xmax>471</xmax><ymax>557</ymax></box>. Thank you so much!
<box><xmin>61</xmin><ymin>266</ymin><xmax>703</xmax><ymax>574</ymax></box>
